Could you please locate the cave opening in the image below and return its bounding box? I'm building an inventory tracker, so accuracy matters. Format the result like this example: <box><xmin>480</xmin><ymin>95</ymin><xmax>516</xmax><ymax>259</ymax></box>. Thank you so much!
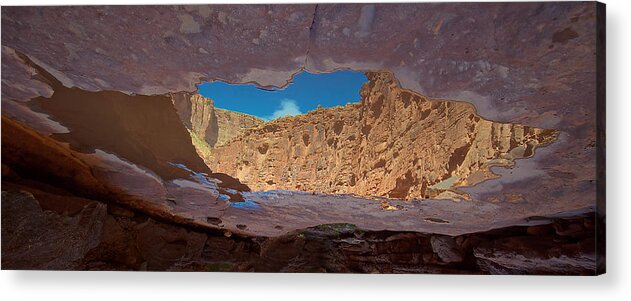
<box><xmin>173</xmin><ymin>69</ymin><xmax>558</xmax><ymax>204</ymax></box>
<box><xmin>197</xmin><ymin>70</ymin><xmax>368</xmax><ymax>121</ymax></box>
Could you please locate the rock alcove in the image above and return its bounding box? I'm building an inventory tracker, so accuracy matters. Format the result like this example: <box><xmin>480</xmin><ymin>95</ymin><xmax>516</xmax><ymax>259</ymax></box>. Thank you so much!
<box><xmin>173</xmin><ymin>70</ymin><xmax>558</xmax><ymax>202</ymax></box>
<box><xmin>1</xmin><ymin>3</ymin><xmax>600</xmax><ymax>273</ymax></box>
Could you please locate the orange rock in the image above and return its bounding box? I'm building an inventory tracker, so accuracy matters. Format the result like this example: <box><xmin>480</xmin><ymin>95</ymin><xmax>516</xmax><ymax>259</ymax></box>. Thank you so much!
<box><xmin>209</xmin><ymin>71</ymin><xmax>557</xmax><ymax>200</ymax></box>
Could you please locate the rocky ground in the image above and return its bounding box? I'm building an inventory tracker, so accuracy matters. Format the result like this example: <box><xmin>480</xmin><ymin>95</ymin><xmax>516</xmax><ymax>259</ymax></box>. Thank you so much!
<box><xmin>1</xmin><ymin>188</ymin><xmax>596</xmax><ymax>274</ymax></box>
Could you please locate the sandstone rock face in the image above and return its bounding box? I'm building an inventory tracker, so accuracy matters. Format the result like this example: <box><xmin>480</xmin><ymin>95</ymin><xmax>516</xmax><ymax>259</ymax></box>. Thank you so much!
<box><xmin>171</xmin><ymin>92</ymin><xmax>264</xmax><ymax>154</ymax></box>
<box><xmin>190</xmin><ymin>94</ymin><xmax>219</xmax><ymax>147</ymax></box>
<box><xmin>209</xmin><ymin>72</ymin><xmax>557</xmax><ymax>199</ymax></box>
<box><xmin>1</xmin><ymin>54</ymin><xmax>251</xmax><ymax>234</ymax></box>
<box><xmin>1</xmin><ymin>185</ymin><xmax>596</xmax><ymax>274</ymax></box>
<box><xmin>214</xmin><ymin>108</ymin><xmax>264</xmax><ymax>147</ymax></box>
<box><xmin>172</xmin><ymin>92</ymin><xmax>219</xmax><ymax>147</ymax></box>
<box><xmin>1</xmin><ymin>2</ymin><xmax>602</xmax><ymax>218</ymax></box>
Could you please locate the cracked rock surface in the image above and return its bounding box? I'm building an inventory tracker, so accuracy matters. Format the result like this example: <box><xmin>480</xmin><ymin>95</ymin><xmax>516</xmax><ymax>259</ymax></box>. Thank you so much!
<box><xmin>1</xmin><ymin>3</ymin><xmax>602</xmax><ymax>274</ymax></box>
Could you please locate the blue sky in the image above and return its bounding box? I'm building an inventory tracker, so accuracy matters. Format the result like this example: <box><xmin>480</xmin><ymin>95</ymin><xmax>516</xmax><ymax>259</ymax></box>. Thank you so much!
<box><xmin>197</xmin><ymin>70</ymin><xmax>367</xmax><ymax>121</ymax></box>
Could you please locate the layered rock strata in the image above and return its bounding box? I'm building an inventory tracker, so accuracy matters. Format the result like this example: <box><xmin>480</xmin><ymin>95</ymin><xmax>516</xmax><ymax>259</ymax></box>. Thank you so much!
<box><xmin>209</xmin><ymin>72</ymin><xmax>558</xmax><ymax>199</ymax></box>
<box><xmin>0</xmin><ymin>3</ymin><xmax>602</xmax><ymax>274</ymax></box>
<box><xmin>171</xmin><ymin>92</ymin><xmax>264</xmax><ymax>161</ymax></box>
<box><xmin>1</xmin><ymin>188</ymin><xmax>596</xmax><ymax>274</ymax></box>
<box><xmin>2</xmin><ymin>113</ymin><xmax>595</xmax><ymax>274</ymax></box>
<box><xmin>0</xmin><ymin>3</ymin><xmax>603</xmax><ymax>231</ymax></box>
<box><xmin>2</xmin><ymin>51</ymin><xmax>250</xmax><ymax>227</ymax></box>
<box><xmin>215</xmin><ymin>108</ymin><xmax>264</xmax><ymax>147</ymax></box>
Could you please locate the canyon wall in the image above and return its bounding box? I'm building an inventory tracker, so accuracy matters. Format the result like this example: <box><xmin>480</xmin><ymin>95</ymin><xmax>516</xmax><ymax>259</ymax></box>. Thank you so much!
<box><xmin>215</xmin><ymin>108</ymin><xmax>264</xmax><ymax>147</ymax></box>
<box><xmin>171</xmin><ymin>93</ymin><xmax>264</xmax><ymax>161</ymax></box>
<box><xmin>172</xmin><ymin>93</ymin><xmax>220</xmax><ymax>148</ymax></box>
<box><xmin>209</xmin><ymin>72</ymin><xmax>557</xmax><ymax>200</ymax></box>
<box><xmin>1</xmin><ymin>1</ymin><xmax>602</xmax><ymax>217</ymax></box>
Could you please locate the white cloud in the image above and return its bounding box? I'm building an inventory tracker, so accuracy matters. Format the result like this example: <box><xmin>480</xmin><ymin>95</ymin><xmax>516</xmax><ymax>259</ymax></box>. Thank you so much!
<box><xmin>263</xmin><ymin>99</ymin><xmax>302</xmax><ymax>121</ymax></box>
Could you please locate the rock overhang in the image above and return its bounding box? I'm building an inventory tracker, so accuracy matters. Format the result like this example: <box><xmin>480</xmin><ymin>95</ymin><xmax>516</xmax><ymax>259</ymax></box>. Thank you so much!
<box><xmin>1</xmin><ymin>2</ymin><xmax>599</xmax><ymax>236</ymax></box>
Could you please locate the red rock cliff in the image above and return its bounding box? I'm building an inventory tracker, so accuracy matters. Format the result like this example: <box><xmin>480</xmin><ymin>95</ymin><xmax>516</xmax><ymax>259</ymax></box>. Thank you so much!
<box><xmin>171</xmin><ymin>93</ymin><xmax>264</xmax><ymax>164</ymax></box>
<box><xmin>209</xmin><ymin>72</ymin><xmax>557</xmax><ymax>200</ymax></box>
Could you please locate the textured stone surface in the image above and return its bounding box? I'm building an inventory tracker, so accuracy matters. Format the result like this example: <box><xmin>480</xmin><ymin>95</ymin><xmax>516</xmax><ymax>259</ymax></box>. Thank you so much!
<box><xmin>1</xmin><ymin>190</ymin><xmax>106</xmax><ymax>270</ymax></box>
<box><xmin>215</xmin><ymin>108</ymin><xmax>264</xmax><ymax>147</ymax></box>
<box><xmin>1</xmin><ymin>187</ymin><xmax>597</xmax><ymax>274</ymax></box>
<box><xmin>473</xmin><ymin>229</ymin><xmax>596</xmax><ymax>275</ymax></box>
<box><xmin>0</xmin><ymin>111</ymin><xmax>591</xmax><ymax>240</ymax></box>
<box><xmin>1</xmin><ymin>5</ymin><xmax>314</xmax><ymax>96</ymax></box>
<box><xmin>1</xmin><ymin>100</ymin><xmax>237</xmax><ymax>236</ymax></box>
<box><xmin>1</xmin><ymin>2</ymin><xmax>599</xmax><ymax>212</ymax></box>
<box><xmin>210</xmin><ymin>71</ymin><xmax>557</xmax><ymax>199</ymax></box>
<box><xmin>431</xmin><ymin>235</ymin><xmax>463</xmax><ymax>263</ymax></box>
<box><xmin>171</xmin><ymin>92</ymin><xmax>264</xmax><ymax>162</ymax></box>
<box><xmin>0</xmin><ymin>3</ymin><xmax>602</xmax><ymax>273</ymax></box>
<box><xmin>171</xmin><ymin>92</ymin><xmax>264</xmax><ymax>147</ymax></box>
<box><xmin>189</xmin><ymin>94</ymin><xmax>219</xmax><ymax>147</ymax></box>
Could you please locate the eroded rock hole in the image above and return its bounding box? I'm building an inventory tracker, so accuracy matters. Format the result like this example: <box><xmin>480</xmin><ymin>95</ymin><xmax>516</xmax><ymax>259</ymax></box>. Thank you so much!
<box><xmin>173</xmin><ymin>70</ymin><xmax>558</xmax><ymax>202</ymax></box>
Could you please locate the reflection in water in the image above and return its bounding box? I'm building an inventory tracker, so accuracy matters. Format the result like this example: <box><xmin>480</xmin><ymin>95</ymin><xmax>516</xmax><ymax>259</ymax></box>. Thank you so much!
<box><xmin>169</xmin><ymin>162</ymin><xmax>216</xmax><ymax>187</ymax></box>
<box><xmin>229</xmin><ymin>198</ymin><xmax>262</xmax><ymax>210</ymax></box>
<box><xmin>169</xmin><ymin>162</ymin><xmax>261</xmax><ymax>210</ymax></box>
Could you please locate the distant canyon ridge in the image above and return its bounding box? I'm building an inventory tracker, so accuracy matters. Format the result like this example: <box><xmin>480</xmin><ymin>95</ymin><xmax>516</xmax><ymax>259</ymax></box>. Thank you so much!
<box><xmin>171</xmin><ymin>92</ymin><xmax>265</xmax><ymax>163</ymax></box>
<box><xmin>173</xmin><ymin>71</ymin><xmax>557</xmax><ymax>200</ymax></box>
